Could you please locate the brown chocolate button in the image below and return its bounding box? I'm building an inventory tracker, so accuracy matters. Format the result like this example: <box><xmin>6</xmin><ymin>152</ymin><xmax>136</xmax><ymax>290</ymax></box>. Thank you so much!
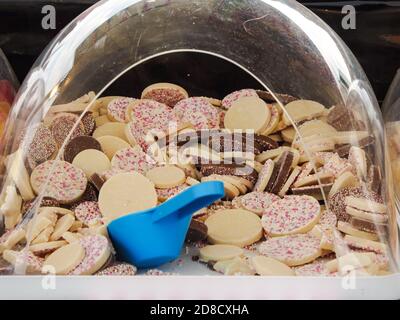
<box><xmin>89</xmin><ymin>173</ymin><xmax>106</xmax><ymax>192</ymax></box>
<box><xmin>254</xmin><ymin>134</ymin><xmax>279</xmax><ymax>152</ymax></box>
<box><xmin>270</xmin><ymin>151</ymin><xmax>294</xmax><ymax>194</ymax></box>
<box><xmin>265</xmin><ymin>163</ymin><xmax>280</xmax><ymax>193</ymax></box>
<box><xmin>185</xmin><ymin>219</ymin><xmax>208</xmax><ymax>243</ymax></box>
<box><xmin>80</xmin><ymin>182</ymin><xmax>98</xmax><ymax>202</ymax></box>
<box><xmin>256</xmin><ymin>90</ymin><xmax>297</xmax><ymax>105</ymax></box>
<box><xmin>326</xmin><ymin>105</ymin><xmax>367</xmax><ymax>132</ymax></box>
<box><xmin>69</xmin><ymin>183</ymin><xmax>98</xmax><ymax>211</ymax></box>
<box><xmin>326</xmin><ymin>105</ymin><xmax>352</xmax><ymax>131</ymax></box>
<box><xmin>335</xmin><ymin>136</ymin><xmax>374</xmax><ymax>158</ymax></box>
<box><xmin>0</xmin><ymin>215</ymin><xmax>4</xmax><ymax>237</ymax></box>
<box><xmin>63</xmin><ymin>135</ymin><xmax>102</xmax><ymax>163</ymax></box>
<box><xmin>367</xmin><ymin>165</ymin><xmax>382</xmax><ymax>194</ymax></box>
<box><xmin>349</xmin><ymin>217</ymin><xmax>387</xmax><ymax>234</ymax></box>
<box><xmin>291</xmin><ymin>183</ymin><xmax>333</xmax><ymax>201</ymax></box>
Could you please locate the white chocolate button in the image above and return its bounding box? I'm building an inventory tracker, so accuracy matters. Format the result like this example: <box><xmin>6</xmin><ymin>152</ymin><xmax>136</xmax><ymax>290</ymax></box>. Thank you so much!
<box><xmin>69</xmin><ymin>235</ymin><xmax>111</xmax><ymax>275</ymax></box>
<box><xmin>0</xmin><ymin>228</ymin><xmax>25</xmax><ymax>254</ymax></box>
<box><xmin>146</xmin><ymin>166</ymin><xmax>186</xmax><ymax>189</ymax></box>
<box><xmin>26</xmin><ymin>215</ymin><xmax>53</xmax><ymax>242</ymax></box>
<box><xmin>72</xmin><ymin>149</ymin><xmax>111</xmax><ymax>177</ymax></box>
<box><xmin>44</xmin><ymin>242</ymin><xmax>85</xmax><ymax>275</ymax></box>
<box><xmin>224</xmin><ymin>258</ymin><xmax>255</xmax><ymax>275</ymax></box>
<box><xmin>93</xmin><ymin>122</ymin><xmax>128</xmax><ymax>142</ymax></box>
<box><xmin>348</xmin><ymin>146</ymin><xmax>367</xmax><ymax>180</ymax></box>
<box><xmin>262</xmin><ymin>104</ymin><xmax>280</xmax><ymax>136</ymax></box>
<box><xmin>31</xmin><ymin>226</ymin><xmax>54</xmax><ymax>245</ymax></box>
<box><xmin>224</xmin><ymin>96</ymin><xmax>271</xmax><ymax>133</ymax></box>
<box><xmin>98</xmin><ymin>172</ymin><xmax>157</xmax><ymax>221</ymax></box>
<box><xmin>328</xmin><ymin>172</ymin><xmax>359</xmax><ymax>198</ymax></box>
<box><xmin>95</xmin><ymin>115</ymin><xmax>111</xmax><ymax>127</ymax></box>
<box><xmin>213</xmin><ymin>258</ymin><xmax>236</xmax><ymax>274</ymax></box>
<box><xmin>337</xmin><ymin>221</ymin><xmax>378</xmax><ymax>241</ymax></box>
<box><xmin>201</xmin><ymin>175</ymin><xmax>240</xmax><ymax>200</ymax></box>
<box><xmin>62</xmin><ymin>231</ymin><xmax>82</xmax><ymax>243</ymax></box>
<box><xmin>0</xmin><ymin>185</ymin><xmax>22</xmax><ymax>217</ymax></box>
<box><xmin>69</xmin><ymin>221</ymin><xmax>83</xmax><ymax>232</ymax></box>
<box><xmin>6</xmin><ymin>149</ymin><xmax>35</xmax><ymax>201</ymax></box>
<box><xmin>345</xmin><ymin>196</ymin><xmax>386</xmax><ymax>214</ymax></box>
<box><xmin>30</xmin><ymin>240</ymin><xmax>67</xmax><ymax>256</ymax></box>
<box><xmin>199</xmin><ymin>244</ymin><xmax>243</xmax><ymax>262</ymax></box>
<box><xmin>282</xmin><ymin>100</ymin><xmax>326</xmax><ymax>125</ymax></box>
<box><xmin>39</xmin><ymin>207</ymin><xmax>74</xmax><ymax>219</ymax></box>
<box><xmin>50</xmin><ymin>214</ymin><xmax>75</xmax><ymax>241</ymax></box>
<box><xmin>96</xmin><ymin>135</ymin><xmax>131</xmax><ymax>160</ymax></box>
<box><xmin>297</xmin><ymin>119</ymin><xmax>337</xmax><ymax>138</ymax></box>
<box><xmin>205</xmin><ymin>209</ymin><xmax>263</xmax><ymax>247</ymax></box>
<box><xmin>251</xmin><ymin>256</ymin><xmax>295</xmax><ymax>276</ymax></box>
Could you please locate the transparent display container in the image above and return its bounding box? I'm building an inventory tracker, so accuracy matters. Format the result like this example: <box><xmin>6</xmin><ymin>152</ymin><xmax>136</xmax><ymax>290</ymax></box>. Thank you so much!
<box><xmin>0</xmin><ymin>0</ymin><xmax>399</xmax><ymax>299</ymax></box>
<box><xmin>0</xmin><ymin>48</ymin><xmax>18</xmax><ymax>148</ymax></box>
<box><xmin>383</xmin><ymin>69</ymin><xmax>400</xmax><ymax>230</ymax></box>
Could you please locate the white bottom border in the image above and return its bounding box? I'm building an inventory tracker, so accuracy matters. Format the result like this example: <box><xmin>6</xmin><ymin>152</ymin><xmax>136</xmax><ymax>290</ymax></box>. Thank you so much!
<box><xmin>0</xmin><ymin>274</ymin><xmax>399</xmax><ymax>300</ymax></box>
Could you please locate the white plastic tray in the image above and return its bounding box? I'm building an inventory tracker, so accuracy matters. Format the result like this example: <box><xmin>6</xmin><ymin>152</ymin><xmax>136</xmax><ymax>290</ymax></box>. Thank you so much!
<box><xmin>0</xmin><ymin>274</ymin><xmax>399</xmax><ymax>299</ymax></box>
<box><xmin>0</xmin><ymin>250</ymin><xmax>399</xmax><ymax>299</ymax></box>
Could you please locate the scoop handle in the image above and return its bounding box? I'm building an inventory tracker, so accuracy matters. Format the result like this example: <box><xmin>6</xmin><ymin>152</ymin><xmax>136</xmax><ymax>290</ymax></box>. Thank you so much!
<box><xmin>151</xmin><ymin>181</ymin><xmax>225</xmax><ymax>223</ymax></box>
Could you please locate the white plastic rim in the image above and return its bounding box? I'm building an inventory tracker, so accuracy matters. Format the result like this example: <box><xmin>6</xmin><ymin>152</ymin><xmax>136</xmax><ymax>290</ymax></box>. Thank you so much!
<box><xmin>0</xmin><ymin>275</ymin><xmax>399</xmax><ymax>299</ymax></box>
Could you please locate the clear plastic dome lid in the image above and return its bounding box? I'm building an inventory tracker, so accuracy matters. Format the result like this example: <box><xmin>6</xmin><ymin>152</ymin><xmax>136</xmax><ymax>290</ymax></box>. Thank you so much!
<box><xmin>0</xmin><ymin>0</ymin><xmax>397</xmax><ymax>276</ymax></box>
<box><xmin>383</xmin><ymin>69</ymin><xmax>400</xmax><ymax>236</ymax></box>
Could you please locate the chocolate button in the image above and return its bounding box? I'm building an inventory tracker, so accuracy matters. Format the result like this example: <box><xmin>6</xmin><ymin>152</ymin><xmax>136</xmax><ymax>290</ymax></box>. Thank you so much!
<box><xmin>349</xmin><ymin>217</ymin><xmax>387</xmax><ymax>234</ymax></box>
<box><xmin>335</xmin><ymin>136</ymin><xmax>374</xmax><ymax>158</ymax></box>
<box><xmin>63</xmin><ymin>135</ymin><xmax>102</xmax><ymax>163</ymax></box>
<box><xmin>368</xmin><ymin>165</ymin><xmax>382</xmax><ymax>194</ymax></box>
<box><xmin>22</xmin><ymin>197</ymin><xmax>60</xmax><ymax>215</ymax></box>
<box><xmin>254</xmin><ymin>134</ymin><xmax>279</xmax><ymax>152</ymax></box>
<box><xmin>256</xmin><ymin>90</ymin><xmax>297</xmax><ymax>104</ymax></box>
<box><xmin>270</xmin><ymin>151</ymin><xmax>294</xmax><ymax>194</ymax></box>
<box><xmin>185</xmin><ymin>219</ymin><xmax>208</xmax><ymax>243</ymax></box>
<box><xmin>81</xmin><ymin>112</ymin><xmax>96</xmax><ymax>135</ymax></box>
<box><xmin>89</xmin><ymin>173</ymin><xmax>106</xmax><ymax>192</ymax></box>
<box><xmin>69</xmin><ymin>183</ymin><xmax>98</xmax><ymax>211</ymax></box>
<box><xmin>208</xmin><ymin>132</ymin><xmax>262</xmax><ymax>155</ymax></box>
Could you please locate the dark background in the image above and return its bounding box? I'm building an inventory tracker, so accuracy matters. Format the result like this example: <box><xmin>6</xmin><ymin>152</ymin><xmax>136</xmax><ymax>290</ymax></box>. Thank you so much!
<box><xmin>0</xmin><ymin>0</ymin><xmax>399</xmax><ymax>103</ymax></box>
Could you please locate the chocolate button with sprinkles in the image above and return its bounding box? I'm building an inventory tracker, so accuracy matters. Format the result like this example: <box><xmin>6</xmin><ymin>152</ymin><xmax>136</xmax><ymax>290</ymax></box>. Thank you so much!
<box><xmin>328</xmin><ymin>186</ymin><xmax>383</xmax><ymax>222</ymax></box>
<box><xmin>22</xmin><ymin>197</ymin><xmax>60</xmax><ymax>215</ymax></box>
<box><xmin>49</xmin><ymin>112</ymin><xmax>85</xmax><ymax>147</ymax></box>
<box><xmin>63</xmin><ymin>135</ymin><xmax>102</xmax><ymax>163</ymax></box>
<box><xmin>27</xmin><ymin>124</ymin><xmax>57</xmax><ymax>169</ymax></box>
<box><xmin>81</xmin><ymin>112</ymin><xmax>96</xmax><ymax>135</ymax></box>
<box><xmin>96</xmin><ymin>263</ymin><xmax>137</xmax><ymax>276</ymax></box>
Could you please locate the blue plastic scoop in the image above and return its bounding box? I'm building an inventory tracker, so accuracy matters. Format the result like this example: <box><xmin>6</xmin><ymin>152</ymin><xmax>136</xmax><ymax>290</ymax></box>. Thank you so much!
<box><xmin>107</xmin><ymin>181</ymin><xmax>225</xmax><ymax>269</ymax></box>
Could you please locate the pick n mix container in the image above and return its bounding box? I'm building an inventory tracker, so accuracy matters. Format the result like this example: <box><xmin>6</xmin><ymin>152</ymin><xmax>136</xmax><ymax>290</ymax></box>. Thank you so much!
<box><xmin>0</xmin><ymin>0</ymin><xmax>399</xmax><ymax>299</ymax></box>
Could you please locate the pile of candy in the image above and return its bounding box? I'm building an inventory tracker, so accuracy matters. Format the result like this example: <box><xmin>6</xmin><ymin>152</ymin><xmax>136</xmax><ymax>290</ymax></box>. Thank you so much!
<box><xmin>0</xmin><ymin>83</ymin><xmax>392</xmax><ymax>276</ymax></box>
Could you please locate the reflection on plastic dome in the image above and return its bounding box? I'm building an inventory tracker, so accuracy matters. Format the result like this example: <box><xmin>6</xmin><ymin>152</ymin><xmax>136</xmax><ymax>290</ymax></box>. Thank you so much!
<box><xmin>0</xmin><ymin>0</ymin><xmax>398</xmax><ymax>277</ymax></box>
